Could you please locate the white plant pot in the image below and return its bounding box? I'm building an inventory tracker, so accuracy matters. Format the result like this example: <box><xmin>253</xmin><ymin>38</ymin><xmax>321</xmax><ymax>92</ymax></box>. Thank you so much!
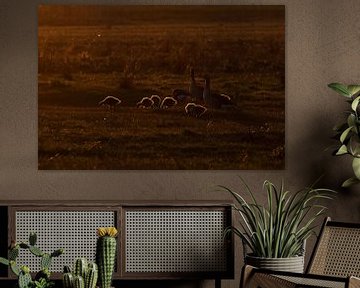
<box><xmin>245</xmin><ymin>254</ymin><xmax>305</xmax><ymax>273</ymax></box>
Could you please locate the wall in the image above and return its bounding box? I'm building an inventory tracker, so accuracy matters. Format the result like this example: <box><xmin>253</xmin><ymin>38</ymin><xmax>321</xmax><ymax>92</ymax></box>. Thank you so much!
<box><xmin>1</xmin><ymin>0</ymin><xmax>360</xmax><ymax>287</ymax></box>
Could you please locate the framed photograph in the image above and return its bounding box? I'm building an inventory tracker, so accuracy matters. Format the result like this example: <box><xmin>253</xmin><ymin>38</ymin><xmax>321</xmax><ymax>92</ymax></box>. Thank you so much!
<box><xmin>38</xmin><ymin>5</ymin><xmax>285</xmax><ymax>170</ymax></box>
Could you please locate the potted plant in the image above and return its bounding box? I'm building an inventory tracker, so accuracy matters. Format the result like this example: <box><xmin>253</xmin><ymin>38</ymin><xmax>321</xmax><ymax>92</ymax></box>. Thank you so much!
<box><xmin>328</xmin><ymin>83</ymin><xmax>360</xmax><ymax>187</ymax></box>
<box><xmin>0</xmin><ymin>232</ymin><xmax>63</xmax><ymax>288</ymax></box>
<box><xmin>220</xmin><ymin>179</ymin><xmax>334</xmax><ymax>273</ymax></box>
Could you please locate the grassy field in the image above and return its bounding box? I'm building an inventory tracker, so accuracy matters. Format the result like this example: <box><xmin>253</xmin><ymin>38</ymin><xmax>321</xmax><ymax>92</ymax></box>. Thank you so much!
<box><xmin>38</xmin><ymin>6</ymin><xmax>285</xmax><ymax>170</ymax></box>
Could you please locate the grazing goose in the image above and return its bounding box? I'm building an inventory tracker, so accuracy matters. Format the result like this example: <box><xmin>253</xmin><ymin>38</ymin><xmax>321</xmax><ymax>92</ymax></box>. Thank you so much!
<box><xmin>172</xmin><ymin>88</ymin><xmax>191</xmax><ymax>102</ymax></box>
<box><xmin>150</xmin><ymin>95</ymin><xmax>162</xmax><ymax>108</ymax></box>
<box><xmin>137</xmin><ymin>97</ymin><xmax>154</xmax><ymax>108</ymax></box>
<box><xmin>203</xmin><ymin>76</ymin><xmax>236</xmax><ymax>109</ymax></box>
<box><xmin>189</xmin><ymin>67</ymin><xmax>204</xmax><ymax>103</ymax></box>
<box><xmin>185</xmin><ymin>103</ymin><xmax>207</xmax><ymax>118</ymax></box>
<box><xmin>160</xmin><ymin>96</ymin><xmax>178</xmax><ymax>109</ymax></box>
<box><xmin>98</xmin><ymin>96</ymin><xmax>121</xmax><ymax>111</ymax></box>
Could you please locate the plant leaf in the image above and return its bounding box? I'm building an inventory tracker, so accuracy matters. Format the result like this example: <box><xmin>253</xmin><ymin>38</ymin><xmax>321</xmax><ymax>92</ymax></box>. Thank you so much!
<box><xmin>340</xmin><ymin>126</ymin><xmax>353</xmax><ymax>143</ymax></box>
<box><xmin>328</xmin><ymin>83</ymin><xmax>350</xmax><ymax>97</ymax></box>
<box><xmin>352</xmin><ymin>157</ymin><xmax>360</xmax><ymax>179</ymax></box>
<box><xmin>0</xmin><ymin>257</ymin><xmax>9</xmax><ymax>266</ymax></box>
<box><xmin>347</xmin><ymin>85</ymin><xmax>360</xmax><ymax>97</ymax></box>
<box><xmin>347</xmin><ymin>114</ymin><xmax>356</xmax><ymax>128</ymax></box>
<box><xmin>351</xmin><ymin>96</ymin><xmax>360</xmax><ymax>111</ymax></box>
<box><xmin>342</xmin><ymin>177</ymin><xmax>360</xmax><ymax>188</ymax></box>
<box><xmin>336</xmin><ymin>145</ymin><xmax>348</xmax><ymax>155</ymax></box>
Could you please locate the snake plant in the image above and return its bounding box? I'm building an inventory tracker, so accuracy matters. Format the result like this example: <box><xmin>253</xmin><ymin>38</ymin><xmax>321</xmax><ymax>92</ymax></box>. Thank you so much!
<box><xmin>328</xmin><ymin>83</ymin><xmax>360</xmax><ymax>187</ymax></box>
<box><xmin>220</xmin><ymin>178</ymin><xmax>335</xmax><ymax>258</ymax></box>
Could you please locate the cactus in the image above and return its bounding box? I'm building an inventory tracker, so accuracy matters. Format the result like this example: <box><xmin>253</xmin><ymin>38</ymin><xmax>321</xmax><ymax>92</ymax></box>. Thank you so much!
<box><xmin>29</xmin><ymin>245</ymin><xmax>44</xmax><ymax>257</ymax></box>
<box><xmin>0</xmin><ymin>232</ymin><xmax>63</xmax><ymax>288</ymax></box>
<box><xmin>18</xmin><ymin>268</ymin><xmax>32</xmax><ymax>288</ymax></box>
<box><xmin>74</xmin><ymin>258</ymin><xmax>88</xmax><ymax>279</ymax></box>
<box><xmin>63</xmin><ymin>272</ymin><xmax>74</xmax><ymax>288</ymax></box>
<box><xmin>10</xmin><ymin>260</ymin><xmax>20</xmax><ymax>276</ymax></box>
<box><xmin>29</xmin><ymin>232</ymin><xmax>37</xmax><ymax>246</ymax></box>
<box><xmin>35</xmin><ymin>268</ymin><xmax>50</xmax><ymax>281</ymax></box>
<box><xmin>51</xmin><ymin>248</ymin><xmax>64</xmax><ymax>258</ymax></box>
<box><xmin>41</xmin><ymin>253</ymin><xmax>52</xmax><ymax>270</ymax></box>
<box><xmin>74</xmin><ymin>275</ymin><xmax>85</xmax><ymax>288</ymax></box>
<box><xmin>9</xmin><ymin>246</ymin><xmax>19</xmax><ymax>260</ymax></box>
<box><xmin>63</xmin><ymin>260</ymin><xmax>98</xmax><ymax>288</ymax></box>
<box><xmin>85</xmin><ymin>263</ymin><xmax>98</xmax><ymax>288</ymax></box>
<box><xmin>64</xmin><ymin>265</ymin><xmax>72</xmax><ymax>273</ymax></box>
<box><xmin>96</xmin><ymin>227</ymin><xmax>118</xmax><ymax>288</ymax></box>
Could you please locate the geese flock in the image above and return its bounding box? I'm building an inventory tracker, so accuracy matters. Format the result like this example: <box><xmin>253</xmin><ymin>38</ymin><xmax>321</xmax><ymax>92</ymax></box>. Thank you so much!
<box><xmin>98</xmin><ymin>67</ymin><xmax>236</xmax><ymax>118</ymax></box>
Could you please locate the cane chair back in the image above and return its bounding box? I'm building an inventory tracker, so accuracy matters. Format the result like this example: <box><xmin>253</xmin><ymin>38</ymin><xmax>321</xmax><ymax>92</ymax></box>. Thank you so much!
<box><xmin>241</xmin><ymin>218</ymin><xmax>360</xmax><ymax>288</ymax></box>
<box><xmin>307</xmin><ymin>217</ymin><xmax>360</xmax><ymax>278</ymax></box>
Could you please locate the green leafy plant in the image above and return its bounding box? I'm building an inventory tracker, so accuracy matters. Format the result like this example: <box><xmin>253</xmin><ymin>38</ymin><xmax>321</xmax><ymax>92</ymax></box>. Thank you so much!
<box><xmin>329</xmin><ymin>83</ymin><xmax>360</xmax><ymax>187</ymax></box>
<box><xmin>0</xmin><ymin>232</ymin><xmax>63</xmax><ymax>288</ymax></box>
<box><xmin>220</xmin><ymin>179</ymin><xmax>335</xmax><ymax>258</ymax></box>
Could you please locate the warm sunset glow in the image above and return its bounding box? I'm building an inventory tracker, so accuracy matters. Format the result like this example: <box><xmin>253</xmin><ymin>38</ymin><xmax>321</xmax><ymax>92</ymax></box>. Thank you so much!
<box><xmin>38</xmin><ymin>5</ymin><xmax>285</xmax><ymax>170</ymax></box>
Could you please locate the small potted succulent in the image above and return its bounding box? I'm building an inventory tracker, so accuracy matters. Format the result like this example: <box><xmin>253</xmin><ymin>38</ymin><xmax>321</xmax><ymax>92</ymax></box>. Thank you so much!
<box><xmin>328</xmin><ymin>83</ymin><xmax>360</xmax><ymax>187</ymax></box>
<box><xmin>220</xmin><ymin>178</ymin><xmax>335</xmax><ymax>273</ymax></box>
<box><xmin>62</xmin><ymin>258</ymin><xmax>98</xmax><ymax>288</ymax></box>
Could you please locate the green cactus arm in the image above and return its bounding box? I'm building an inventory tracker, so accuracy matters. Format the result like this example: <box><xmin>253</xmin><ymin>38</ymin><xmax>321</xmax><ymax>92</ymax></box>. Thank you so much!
<box><xmin>73</xmin><ymin>275</ymin><xmax>85</xmax><ymax>288</ymax></box>
<box><xmin>63</xmin><ymin>265</ymin><xmax>72</xmax><ymax>273</ymax></box>
<box><xmin>85</xmin><ymin>265</ymin><xmax>98</xmax><ymax>288</ymax></box>
<box><xmin>8</xmin><ymin>247</ymin><xmax>19</xmax><ymax>260</ymax></box>
<box><xmin>18</xmin><ymin>271</ymin><xmax>32</xmax><ymax>288</ymax></box>
<box><xmin>10</xmin><ymin>260</ymin><xmax>20</xmax><ymax>276</ymax></box>
<box><xmin>62</xmin><ymin>272</ymin><xmax>74</xmax><ymax>288</ymax></box>
<box><xmin>50</xmin><ymin>248</ymin><xmax>64</xmax><ymax>257</ymax></box>
<box><xmin>74</xmin><ymin>258</ymin><xmax>88</xmax><ymax>279</ymax></box>
<box><xmin>0</xmin><ymin>257</ymin><xmax>9</xmax><ymax>266</ymax></box>
<box><xmin>29</xmin><ymin>232</ymin><xmax>37</xmax><ymax>246</ymax></box>
<box><xmin>41</xmin><ymin>254</ymin><xmax>52</xmax><ymax>270</ymax></box>
<box><xmin>29</xmin><ymin>246</ymin><xmax>44</xmax><ymax>257</ymax></box>
<box><xmin>19</xmin><ymin>242</ymin><xmax>30</xmax><ymax>249</ymax></box>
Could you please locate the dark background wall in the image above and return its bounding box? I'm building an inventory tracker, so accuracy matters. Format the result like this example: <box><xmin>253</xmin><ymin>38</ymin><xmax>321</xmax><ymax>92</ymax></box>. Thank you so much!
<box><xmin>1</xmin><ymin>0</ymin><xmax>360</xmax><ymax>287</ymax></box>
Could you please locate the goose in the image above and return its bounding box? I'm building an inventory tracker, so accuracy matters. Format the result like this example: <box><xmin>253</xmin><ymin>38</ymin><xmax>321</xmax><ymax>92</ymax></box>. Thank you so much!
<box><xmin>137</xmin><ymin>97</ymin><xmax>154</xmax><ymax>108</ymax></box>
<box><xmin>189</xmin><ymin>67</ymin><xmax>204</xmax><ymax>103</ymax></box>
<box><xmin>203</xmin><ymin>76</ymin><xmax>236</xmax><ymax>109</ymax></box>
<box><xmin>172</xmin><ymin>89</ymin><xmax>191</xmax><ymax>102</ymax></box>
<box><xmin>150</xmin><ymin>95</ymin><xmax>161</xmax><ymax>108</ymax></box>
<box><xmin>185</xmin><ymin>103</ymin><xmax>207</xmax><ymax>118</ymax></box>
<box><xmin>98</xmin><ymin>96</ymin><xmax>121</xmax><ymax>111</ymax></box>
<box><xmin>160</xmin><ymin>96</ymin><xmax>178</xmax><ymax>109</ymax></box>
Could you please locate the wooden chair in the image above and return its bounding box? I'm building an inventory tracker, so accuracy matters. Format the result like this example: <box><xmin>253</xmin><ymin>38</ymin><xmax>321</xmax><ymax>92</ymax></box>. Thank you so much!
<box><xmin>241</xmin><ymin>217</ymin><xmax>360</xmax><ymax>288</ymax></box>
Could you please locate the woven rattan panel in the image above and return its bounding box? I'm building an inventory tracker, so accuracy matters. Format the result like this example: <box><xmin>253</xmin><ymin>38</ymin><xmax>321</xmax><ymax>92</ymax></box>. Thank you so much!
<box><xmin>125</xmin><ymin>210</ymin><xmax>227</xmax><ymax>273</ymax></box>
<box><xmin>15</xmin><ymin>211</ymin><xmax>115</xmax><ymax>272</ymax></box>
<box><xmin>277</xmin><ymin>275</ymin><xmax>345</xmax><ymax>288</ymax></box>
<box><xmin>310</xmin><ymin>226</ymin><xmax>360</xmax><ymax>277</ymax></box>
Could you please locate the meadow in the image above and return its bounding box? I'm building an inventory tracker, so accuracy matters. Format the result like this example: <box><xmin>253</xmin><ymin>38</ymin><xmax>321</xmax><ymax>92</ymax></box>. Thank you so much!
<box><xmin>38</xmin><ymin>6</ymin><xmax>285</xmax><ymax>170</ymax></box>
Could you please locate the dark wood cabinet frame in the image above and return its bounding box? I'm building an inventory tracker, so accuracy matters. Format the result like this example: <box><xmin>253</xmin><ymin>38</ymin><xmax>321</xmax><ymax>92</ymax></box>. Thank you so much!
<box><xmin>0</xmin><ymin>201</ymin><xmax>234</xmax><ymax>288</ymax></box>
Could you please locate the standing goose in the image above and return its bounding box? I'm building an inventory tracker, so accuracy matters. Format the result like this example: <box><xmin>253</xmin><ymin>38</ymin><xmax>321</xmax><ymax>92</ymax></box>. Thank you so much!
<box><xmin>189</xmin><ymin>67</ymin><xmax>204</xmax><ymax>103</ymax></box>
<box><xmin>203</xmin><ymin>76</ymin><xmax>236</xmax><ymax>109</ymax></box>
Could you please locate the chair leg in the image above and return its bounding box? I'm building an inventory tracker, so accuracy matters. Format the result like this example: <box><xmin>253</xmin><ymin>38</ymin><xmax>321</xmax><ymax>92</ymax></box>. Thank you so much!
<box><xmin>240</xmin><ymin>265</ymin><xmax>255</xmax><ymax>288</ymax></box>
